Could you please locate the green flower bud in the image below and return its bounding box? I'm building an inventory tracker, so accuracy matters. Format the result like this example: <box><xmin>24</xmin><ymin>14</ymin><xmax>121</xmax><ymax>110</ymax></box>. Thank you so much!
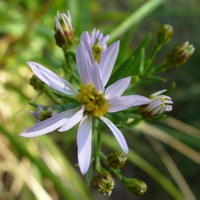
<box><xmin>166</xmin><ymin>41</ymin><xmax>195</xmax><ymax>67</ymax></box>
<box><xmin>54</xmin><ymin>11</ymin><xmax>74</xmax><ymax>49</ymax></box>
<box><xmin>93</xmin><ymin>172</ymin><xmax>115</xmax><ymax>196</ymax></box>
<box><xmin>156</xmin><ymin>24</ymin><xmax>173</xmax><ymax>45</ymax></box>
<box><xmin>124</xmin><ymin>178</ymin><xmax>147</xmax><ymax>195</ymax></box>
<box><xmin>29</xmin><ymin>75</ymin><xmax>44</xmax><ymax>91</ymax></box>
<box><xmin>107</xmin><ymin>152</ymin><xmax>127</xmax><ymax>168</ymax></box>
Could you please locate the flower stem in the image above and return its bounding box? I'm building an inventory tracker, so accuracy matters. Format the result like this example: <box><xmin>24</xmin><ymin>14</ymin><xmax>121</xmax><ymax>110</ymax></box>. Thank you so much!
<box><xmin>99</xmin><ymin>152</ymin><xmax>124</xmax><ymax>181</ymax></box>
<box><xmin>144</xmin><ymin>43</ymin><xmax>161</xmax><ymax>74</ymax></box>
<box><xmin>109</xmin><ymin>0</ymin><xmax>166</xmax><ymax>43</ymax></box>
<box><xmin>63</xmin><ymin>50</ymin><xmax>72</xmax><ymax>77</ymax></box>
<box><xmin>44</xmin><ymin>88</ymin><xmax>60</xmax><ymax>104</ymax></box>
<box><xmin>94</xmin><ymin>119</ymin><xmax>102</xmax><ymax>173</ymax></box>
<box><xmin>63</xmin><ymin>50</ymin><xmax>79</xmax><ymax>83</ymax></box>
<box><xmin>154</xmin><ymin>62</ymin><xmax>169</xmax><ymax>73</ymax></box>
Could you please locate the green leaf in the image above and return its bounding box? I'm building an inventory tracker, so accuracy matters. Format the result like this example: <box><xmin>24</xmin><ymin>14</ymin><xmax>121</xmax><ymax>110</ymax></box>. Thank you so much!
<box><xmin>109</xmin><ymin>56</ymin><xmax>135</xmax><ymax>84</ymax></box>
<box><xmin>109</xmin><ymin>0</ymin><xmax>166</xmax><ymax>42</ymax></box>
<box><xmin>138</xmin><ymin>75</ymin><xmax>167</xmax><ymax>85</ymax></box>
<box><xmin>110</xmin><ymin>33</ymin><xmax>152</xmax><ymax>84</ymax></box>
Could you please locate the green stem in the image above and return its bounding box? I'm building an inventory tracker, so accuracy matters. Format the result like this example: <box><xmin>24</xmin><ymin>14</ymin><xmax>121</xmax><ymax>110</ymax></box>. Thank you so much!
<box><xmin>63</xmin><ymin>50</ymin><xmax>79</xmax><ymax>83</ymax></box>
<box><xmin>109</xmin><ymin>0</ymin><xmax>166</xmax><ymax>42</ymax></box>
<box><xmin>94</xmin><ymin>119</ymin><xmax>102</xmax><ymax>172</ymax></box>
<box><xmin>144</xmin><ymin>43</ymin><xmax>161</xmax><ymax>74</ymax></box>
<box><xmin>63</xmin><ymin>50</ymin><xmax>72</xmax><ymax>77</ymax></box>
<box><xmin>43</xmin><ymin>88</ymin><xmax>60</xmax><ymax>104</ymax></box>
<box><xmin>94</xmin><ymin>119</ymin><xmax>102</xmax><ymax>173</ymax></box>
<box><xmin>99</xmin><ymin>152</ymin><xmax>124</xmax><ymax>181</ymax></box>
<box><xmin>154</xmin><ymin>61</ymin><xmax>170</xmax><ymax>73</ymax></box>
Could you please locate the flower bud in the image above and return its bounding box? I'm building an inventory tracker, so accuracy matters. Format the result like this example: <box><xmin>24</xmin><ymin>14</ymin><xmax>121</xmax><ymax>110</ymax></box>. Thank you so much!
<box><xmin>29</xmin><ymin>75</ymin><xmax>44</xmax><ymax>91</ymax></box>
<box><xmin>166</xmin><ymin>41</ymin><xmax>195</xmax><ymax>67</ymax></box>
<box><xmin>156</xmin><ymin>24</ymin><xmax>173</xmax><ymax>45</ymax></box>
<box><xmin>140</xmin><ymin>89</ymin><xmax>173</xmax><ymax>118</ymax></box>
<box><xmin>124</xmin><ymin>178</ymin><xmax>147</xmax><ymax>195</ymax></box>
<box><xmin>93</xmin><ymin>172</ymin><xmax>115</xmax><ymax>196</ymax></box>
<box><xmin>54</xmin><ymin>11</ymin><xmax>74</xmax><ymax>49</ymax></box>
<box><xmin>107</xmin><ymin>152</ymin><xmax>127</xmax><ymax>168</ymax></box>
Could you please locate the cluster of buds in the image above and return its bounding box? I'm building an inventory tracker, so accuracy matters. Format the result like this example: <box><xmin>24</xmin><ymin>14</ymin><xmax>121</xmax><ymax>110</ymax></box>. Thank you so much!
<box><xmin>54</xmin><ymin>11</ymin><xmax>74</xmax><ymax>49</ymax></box>
<box><xmin>93</xmin><ymin>171</ymin><xmax>148</xmax><ymax>196</ymax></box>
<box><xmin>93</xmin><ymin>153</ymin><xmax>127</xmax><ymax>196</ymax></box>
<box><xmin>154</xmin><ymin>24</ymin><xmax>194</xmax><ymax>71</ymax></box>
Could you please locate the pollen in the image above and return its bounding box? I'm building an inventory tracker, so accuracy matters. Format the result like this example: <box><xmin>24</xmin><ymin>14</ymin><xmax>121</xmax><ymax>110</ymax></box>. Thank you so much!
<box><xmin>76</xmin><ymin>84</ymin><xmax>110</xmax><ymax>117</ymax></box>
<box><xmin>92</xmin><ymin>44</ymin><xmax>103</xmax><ymax>63</ymax></box>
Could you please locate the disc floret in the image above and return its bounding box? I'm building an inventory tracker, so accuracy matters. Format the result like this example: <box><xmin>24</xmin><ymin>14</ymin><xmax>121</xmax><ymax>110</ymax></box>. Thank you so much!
<box><xmin>76</xmin><ymin>84</ymin><xmax>110</xmax><ymax>117</ymax></box>
<box><xmin>92</xmin><ymin>44</ymin><xmax>103</xmax><ymax>63</ymax></box>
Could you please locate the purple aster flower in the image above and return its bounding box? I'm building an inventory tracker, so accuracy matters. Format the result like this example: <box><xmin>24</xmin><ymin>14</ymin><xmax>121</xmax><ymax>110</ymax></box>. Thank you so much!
<box><xmin>20</xmin><ymin>40</ymin><xmax>150</xmax><ymax>174</ymax></box>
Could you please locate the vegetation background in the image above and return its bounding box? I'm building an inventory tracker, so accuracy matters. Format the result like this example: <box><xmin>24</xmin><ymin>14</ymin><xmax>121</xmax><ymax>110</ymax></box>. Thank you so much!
<box><xmin>0</xmin><ymin>0</ymin><xmax>199</xmax><ymax>199</ymax></box>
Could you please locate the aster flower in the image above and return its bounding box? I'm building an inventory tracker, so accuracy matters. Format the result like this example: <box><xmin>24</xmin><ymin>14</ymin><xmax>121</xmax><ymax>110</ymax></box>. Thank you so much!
<box><xmin>20</xmin><ymin>40</ymin><xmax>150</xmax><ymax>174</ymax></box>
<box><xmin>54</xmin><ymin>11</ymin><xmax>74</xmax><ymax>49</ymax></box>
<box><xmin>80</xmin><ymin>28</ymin><xmax>109</xmax><ymax>63</ymax></box>
<box><xmin>143</xmin><ymin>89</ymin><xmax>173</xmax><ymax>116</ymax></box>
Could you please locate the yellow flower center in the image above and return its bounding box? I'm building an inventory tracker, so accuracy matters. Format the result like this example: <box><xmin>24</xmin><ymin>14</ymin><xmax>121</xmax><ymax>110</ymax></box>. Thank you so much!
<box><xmin>92</xmin><ymin>44</ymin><xmax>103</xmax><ymax>63</ymax></box>
<box><xmin>76</xmin><ymin>84</ymin><xmax>110</xmax><ymax>117</ymax></box>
